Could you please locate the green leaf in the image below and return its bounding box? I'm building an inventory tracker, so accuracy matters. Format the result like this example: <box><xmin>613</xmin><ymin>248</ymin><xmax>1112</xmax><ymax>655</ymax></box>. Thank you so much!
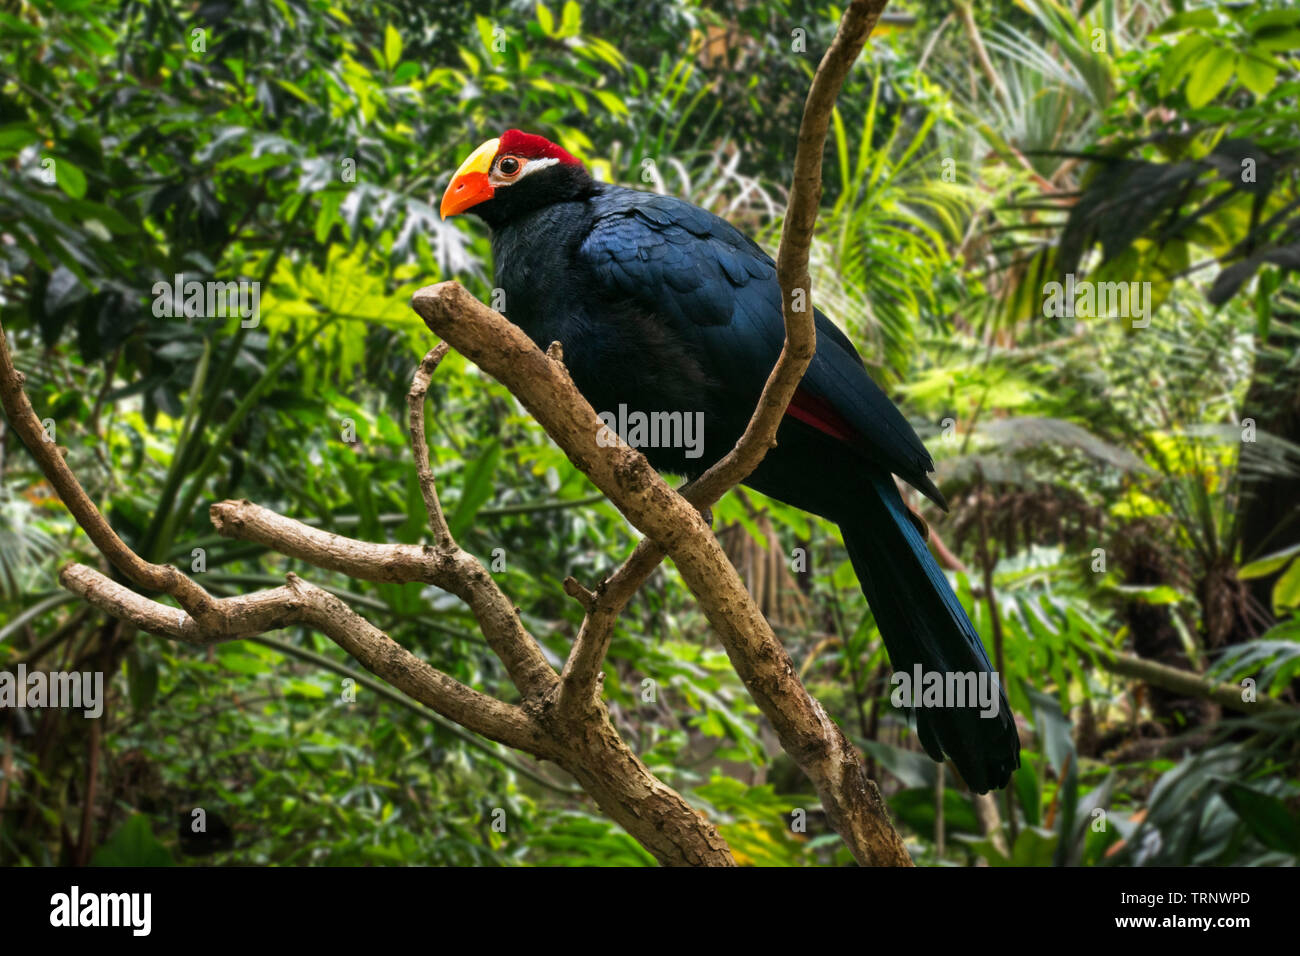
<box><xmin>1238</xmin><ymin>543</ymin><xmax>1300</xmax><ymax>580</ymax></box>
<box><xmin>1158</xmin><ymin>34</ymin><xmax>1211</xmax><ymax>98</ymax></box>
<box><xmin>536</xmin><ymin>3</ymin><xmax>555</xmax><ymax>37</ymax></box>
<box><xmin>448</xmin><ymin>440</ymin><xmax>502</xmax><ymax>539</ymax></box>
<box><xmin>694</xmin><ymin>709</ymin><xmax>725</xmax><ymax>738</ymax></box>
<box><xmin>1237</xmin><ymin>51</ymin><xmax>1279</xmax><ymax>97</ymax></box>
<box><xmin>315</xmin><ymin>189</ymin><xmax>343</xmax><ymax>243</ymax></box>
<box><xmin>1273</xmin><ymin>558</ymin><xmax>1300</xmax><ymax>616</ymax></box>
<box><xmin>1185</xmin><ymin>46</ymin><xmax>1236</xmax><ymax>107</ymax></box>
<box><xmin>217</xmin><ymin>646</ymin><xmax>271</xmax><ymax>675</ymax></box>
<box><xmin>0</xmin><ymin>123</ymin><xmax>38</xmax><ymax>155</ymax></box>
<box><xmin>91</xmin><ymin>815</ymin><xmax>174</xmax><ymax>866</ymax></box>
<box><xmin>591</xmin><ymin>89</ymin><xmax>627</xmax><ymax>116</ymax></box>
<box><xmin>285</xmin><ymin>679</ymin><xmax>327</xmax><ymax>700</ymax></box>
<box><xmin>275</xmin><ymin>78</ymin><xmax>313</xmax><ymax>103</ymax></box>
<box><xmin>383</xmin><ymin>23</ymin><xmax>402</xmax><ymax>69</ymax></box>
<box><xmin>1249</xmin><ymin>9</ymin><xmax>1300</xmax><ymax>33</ymax></box>
<box><xmin>476</xmin><ymin>15</ymin><xmax>496</xmax><ymax>56</ymax></box>
<box><xmin>1252</xmin><ymin>26</ymin><xmax>1300</xmax><ymax>52</ymax></box>
<box><xmin>1126</xmin><ymin>584</ymin><xmax>1183</xmax><ymax>605</ymax></box>
<box><xmin>54</xmin><ymin>158</ymin><xmax>87</xmax><ymax>199</ymax></box>
<box><xmin>559</xmin><ymin>0</ymin><xmax>582</xmax><ymax>37</ymax></box>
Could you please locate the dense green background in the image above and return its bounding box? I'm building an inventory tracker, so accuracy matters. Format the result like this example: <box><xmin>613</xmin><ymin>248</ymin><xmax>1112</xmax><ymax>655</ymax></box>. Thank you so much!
<box><xmin>1</xmin><ymin>0</ymin><xmax>1298</xmax><ymax>865</ymax></box>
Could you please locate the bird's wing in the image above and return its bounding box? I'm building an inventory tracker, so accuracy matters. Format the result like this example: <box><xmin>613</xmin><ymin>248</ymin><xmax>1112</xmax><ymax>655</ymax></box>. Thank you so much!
<box><xmin>576</xmin><ymin>189</ymin><xmax>942</xmax><ymax>504</ymax></box>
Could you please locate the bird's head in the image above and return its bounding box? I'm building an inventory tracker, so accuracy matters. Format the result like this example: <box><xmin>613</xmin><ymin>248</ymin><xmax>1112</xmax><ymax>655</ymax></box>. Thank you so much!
<box><xmin>440</xmin><ymin>130</ymin><xmax>593</xmax><ymax>226</ymax></box>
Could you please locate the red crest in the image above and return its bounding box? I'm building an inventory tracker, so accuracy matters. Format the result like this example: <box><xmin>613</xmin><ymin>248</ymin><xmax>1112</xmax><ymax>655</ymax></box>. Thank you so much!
<box><xmin>498</xmin><ymin>129</ymin><xmax>582</xmax><ymax>166</ymax></box>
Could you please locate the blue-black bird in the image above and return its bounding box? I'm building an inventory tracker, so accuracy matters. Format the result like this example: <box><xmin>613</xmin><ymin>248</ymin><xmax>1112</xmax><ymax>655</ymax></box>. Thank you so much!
<box><xmin>441</xmin><ymin>130</ymin><xmax>1020</xmax><ymax>792</ymax></box>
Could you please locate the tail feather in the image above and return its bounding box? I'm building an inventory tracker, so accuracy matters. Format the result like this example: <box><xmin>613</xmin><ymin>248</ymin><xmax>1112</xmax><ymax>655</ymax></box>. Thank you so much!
<box><xmin>840</xmin><ymin>472</ymin><xmax>1020</xmax><ymax>793</ymax></box>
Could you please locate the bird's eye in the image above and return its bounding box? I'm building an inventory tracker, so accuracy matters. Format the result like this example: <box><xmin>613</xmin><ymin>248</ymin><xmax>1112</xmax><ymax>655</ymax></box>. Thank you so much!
<box><xmin>498</xmin><ymin>156</ymin><xmax>521</xmax><ymax>176</ymax></box>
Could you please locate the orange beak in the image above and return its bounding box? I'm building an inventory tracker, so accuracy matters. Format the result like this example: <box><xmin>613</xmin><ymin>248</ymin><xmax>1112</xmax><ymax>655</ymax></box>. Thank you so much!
<box><xmin>440</xmin><ymin>137</ymin><xmax>500</xmax><ymax>219</ymax></box>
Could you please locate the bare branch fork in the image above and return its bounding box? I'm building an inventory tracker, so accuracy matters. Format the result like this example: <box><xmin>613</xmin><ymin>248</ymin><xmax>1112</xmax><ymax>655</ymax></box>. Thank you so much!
<box><xmin>0</xmin><ymin>0</ymin><xmax>910</xmax><ymax>865</ymax></box>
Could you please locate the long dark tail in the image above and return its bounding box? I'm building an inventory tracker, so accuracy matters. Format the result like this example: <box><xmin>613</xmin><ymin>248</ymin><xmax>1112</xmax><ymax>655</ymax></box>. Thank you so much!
<box><xmin>840</xmin><ymin>472</ymin><xmax>1020</xmax><ymax>793</ymax></box>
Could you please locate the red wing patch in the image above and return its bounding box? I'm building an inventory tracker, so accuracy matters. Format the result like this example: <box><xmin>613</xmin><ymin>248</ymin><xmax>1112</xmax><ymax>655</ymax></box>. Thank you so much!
<box><xmin>787</xmin><ymin>387</ymin><xmax>859</xmax><ymax>444</ymax></box>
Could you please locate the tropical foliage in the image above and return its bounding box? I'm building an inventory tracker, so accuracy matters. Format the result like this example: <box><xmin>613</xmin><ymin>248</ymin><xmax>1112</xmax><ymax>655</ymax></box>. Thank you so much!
<box><xmin>0</xmin><ymin>0</ymin><xmax>1297</xmax><ymax>866</ymax></box>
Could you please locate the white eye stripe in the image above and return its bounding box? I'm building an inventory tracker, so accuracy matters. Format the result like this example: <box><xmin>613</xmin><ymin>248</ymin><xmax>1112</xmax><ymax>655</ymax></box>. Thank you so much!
<box><xmin>490</xmin><ymin>156</ymin><xmax>560</xmax><ymax>186</ymax></box>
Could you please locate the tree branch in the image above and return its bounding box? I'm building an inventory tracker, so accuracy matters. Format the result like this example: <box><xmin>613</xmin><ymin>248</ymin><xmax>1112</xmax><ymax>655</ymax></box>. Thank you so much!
<box><xmin>1097</xmin><ymin>650</ymin><xmax>1291</xmax><ymax>715</ymax></box>
<box><xmin>408</xmin><ymin>342</ymin><xmax>455</xmax><ymax>549</ymax></box>
<box><xmin>412</xmin><ymin>281</ymin><xmax>911</xmax><ymax>865</ymax></box>
<box><xmin>208</xmin><ymin>499</ymin><xmax>555</xmax><ymax>696</ymax></box>
<box><xmin>1</xmin><ymin>317</ymin><xmax>732</xmax><ymax>867</ymax></box>
<box><xmin>558</xmin><ymin>540</ymin><xmax>665</xmax><ymax>718</ymax></box>
<box><xmin>58</xmin><ymin>563</ymin><xmax>550</xmax><ymax>754</ymax></box>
